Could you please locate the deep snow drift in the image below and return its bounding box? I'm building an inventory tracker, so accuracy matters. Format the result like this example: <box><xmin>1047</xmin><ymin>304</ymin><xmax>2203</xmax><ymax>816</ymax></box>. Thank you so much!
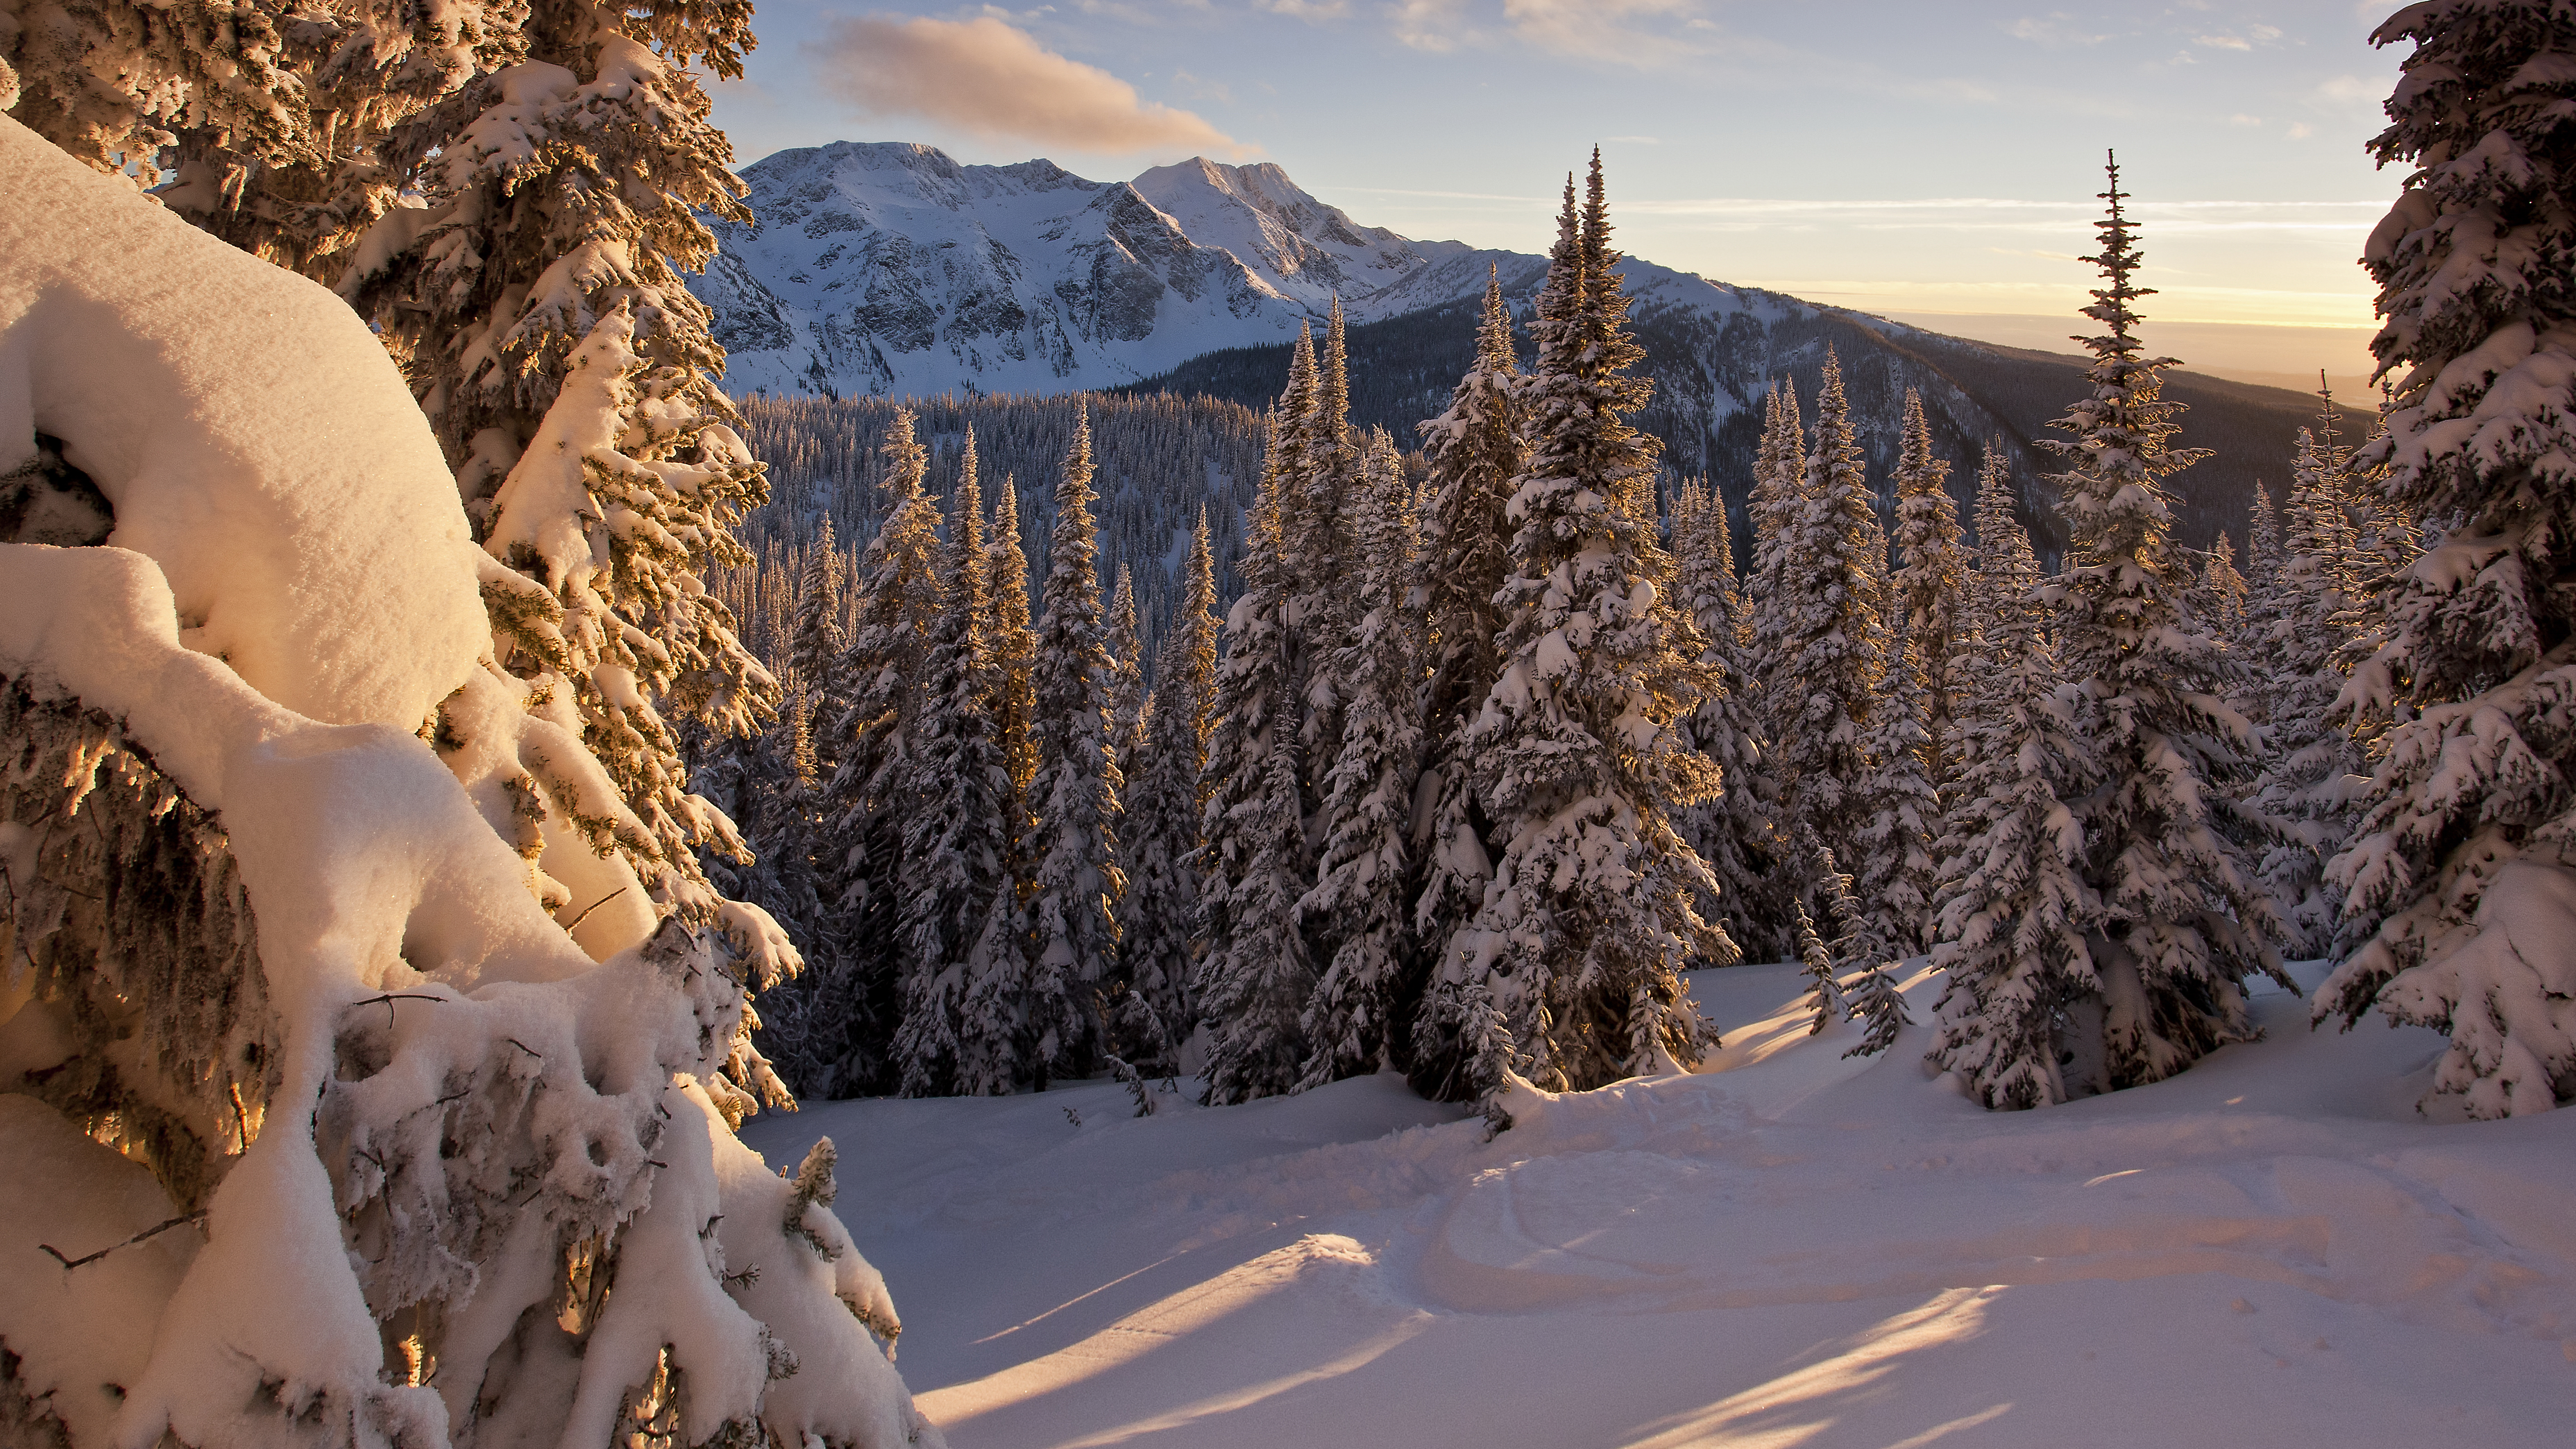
<box><xmin>749</xmin><ymin>960</ymin><xmax>2573</xmax><ymax>1448</ymax></box>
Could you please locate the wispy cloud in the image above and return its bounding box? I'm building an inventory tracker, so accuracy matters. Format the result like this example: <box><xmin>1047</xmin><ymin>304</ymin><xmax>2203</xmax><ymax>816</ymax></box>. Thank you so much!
<box><xmin>805</xmin><ymin>14</ymin><xmax>1251</xmax><ymax>157</ymax></box>
<box><xmin>1623</xmin><ymin>196</ymin><xmax>2387</xmax><ymax>236</ymax></box>
<box><xmin>2004</xmin><ymin>13</ymin><xmax>2111</xmax><ymax>47</ymax></box>
<box><xmin>1386</xmin><ymin>0</ymin><xmax>1708</xmax><ymax>66</ymax></box>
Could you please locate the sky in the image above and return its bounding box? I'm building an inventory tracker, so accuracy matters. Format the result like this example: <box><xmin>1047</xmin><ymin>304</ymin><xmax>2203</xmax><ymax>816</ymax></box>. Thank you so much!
<box><xmin>710</xmin><ymin>1</ymin><xmax>2410</xmax><ymax>386</ymax></box>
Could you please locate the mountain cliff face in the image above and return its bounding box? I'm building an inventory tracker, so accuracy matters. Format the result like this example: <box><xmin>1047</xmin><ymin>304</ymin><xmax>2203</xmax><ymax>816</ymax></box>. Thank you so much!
<box><xmin>693</xmin><ymin>142</ymin><xmax>2365</xmax><ymax>552</ymax></box>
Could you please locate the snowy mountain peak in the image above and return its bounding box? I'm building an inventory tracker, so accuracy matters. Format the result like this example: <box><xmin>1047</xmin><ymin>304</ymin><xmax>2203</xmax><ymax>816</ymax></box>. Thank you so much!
<box><xmin>690</xmin><ymin>140</ymin><xmax>1758</xmax><ymax>401</ymax></box>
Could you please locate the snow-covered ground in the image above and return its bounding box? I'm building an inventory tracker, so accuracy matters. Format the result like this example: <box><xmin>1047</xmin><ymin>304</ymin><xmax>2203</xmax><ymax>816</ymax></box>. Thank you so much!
<box><xmin>746</xmin><ymin>961</ymin><xmax>2574</xmax><ymax>1448</ymax></box>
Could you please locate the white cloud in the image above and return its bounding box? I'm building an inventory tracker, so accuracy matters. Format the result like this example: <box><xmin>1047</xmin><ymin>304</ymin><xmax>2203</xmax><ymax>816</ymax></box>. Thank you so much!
<box><xmin>2005</xmin><ymin>13</ymin><xmax>2109</xmax><ymax>47</ymax></box>
<box><xmin>1387</xmin><ymin>0</ymin><xmax>1704</xmax><ymax>65</ymax></box>
<box><xmin>1264</xmin><ymin>0</ymin><xmax>1350</xmax><ymax>18</ymax></box>
<box><xmin>1501</xmin><ymin>0</ymin><xmax>1703</xmax><ymax>63</ymax></box>
<box><xmin>2196</xmin><ymin>32</ymin><xmax>2252</xmax><ymax>50</ymax></box>
<box><xmin>806</xmin><ymin>14</ymin><xmax>1251</xmax><ymax>157</ymax></box>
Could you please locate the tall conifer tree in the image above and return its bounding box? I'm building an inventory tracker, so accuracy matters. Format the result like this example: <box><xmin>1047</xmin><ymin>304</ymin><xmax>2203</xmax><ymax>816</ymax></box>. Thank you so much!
<box><xmin>1198</xmin><ymin>414</ymin><xmax>1319</xmax><ymax>1103</ymax></box>
<box><xmin>1765</xmin><ymin>350</ymin><xmax>1889</xmax><ymax>880</ymax></box>
<box><xmin>2316</xmin><ymin>0</ymin><xmax>2576</xmax><ymax>1117</ymax></box>
<box><xmin>1299</xmin><ymin>430</ymin><xmax>1428</xmax><ymax>1087</ymax></box>
<box><xmin>1429</xmin><ymin>151</ymin><xmax>1730</xmax><ymax>1097</ymax></box>
<box><xmin>1410</xmin><ymin>269</ymin><xmax>1529</xmax><ymax>1084</ymax></box>
<box><xmin>1123</xmin><ymin>509</ymin><xmax>1224</xmax><ymax>1074</ymax></box>
<box><xmin>1024</xmin><ymin>406</ymin><xmax>1127</xmax><ymax>1082</ymax></box>
<box><xmin>1928</xmin><ymin>459</ymin><xmax>2093</xmax><ymax>1108</ymax></box>
<box><xmin>2042</xmin><ymin>154</ymin><xmax>2284</xmax><ymax>1093</ymax></box>
<box><xmin>895</xmin><ymin>474</ymin><xmax>1010</xmax><ymax>1096</ymax></box>
<box><xmin>1673</xmin><ymin>480</ymin><xmax>1785</xmax><ymax>960</ymax></box>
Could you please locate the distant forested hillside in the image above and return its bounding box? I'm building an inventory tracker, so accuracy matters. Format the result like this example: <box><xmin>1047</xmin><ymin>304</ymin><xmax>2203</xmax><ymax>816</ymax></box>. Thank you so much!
<box><xmin>1118</xmin><ymin>297</ymin><xmax>2375</xmax><ymax>562</ymax></box>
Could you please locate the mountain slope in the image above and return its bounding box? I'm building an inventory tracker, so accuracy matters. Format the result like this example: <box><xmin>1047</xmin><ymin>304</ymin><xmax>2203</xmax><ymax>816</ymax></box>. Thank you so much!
<box><xmin>694</xmin><ymin>142</ymin><xmax>2368</xmax><ymax>552</ymax></box>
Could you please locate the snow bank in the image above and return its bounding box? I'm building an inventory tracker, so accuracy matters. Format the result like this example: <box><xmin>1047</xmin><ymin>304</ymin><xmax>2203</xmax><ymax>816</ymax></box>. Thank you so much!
<box><xmin>0</xmin><ymin>115</ymin><xmax>488</xmax><ymax>732</ymax></box>
<box><xmin>0</xmin><ymin>114</ymin><xmax>940</xmax><ymax>1448</ymax></box>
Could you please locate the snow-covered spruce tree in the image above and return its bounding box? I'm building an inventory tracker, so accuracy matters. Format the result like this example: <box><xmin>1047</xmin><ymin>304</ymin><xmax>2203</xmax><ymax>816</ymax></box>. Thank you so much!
<box><xmin>1431</xmin><ymin>151</ymin><xmax>1730</xmax><ymax>1095</ymax></box>
<box><xmin>1742</xmin><ymin>382</ymin><xmax>1804</xmax><ymax>720</ymax></box>
<box><xmin>1927</xmin><ymin>463</ymin><xmax>2095</xmax><ymax>1109</ymax></box>
<box><xmin>1889</xmin><ymin>387</ymin><xmax>1966</xmax><ymax>773</ymax></box>
<box><xmin>1120</xmin><ymin>508</ymin><xmax>1223</xmax><ymax>1077</ymax></box>
<box><xmin>1409</xmin><ymin>267</ymin><xmax>1527</xmax><ymax>1090</ymax></box>
<box><xmin>1764</xmin><ymin>349</ymin><xmax>1890</xmax><ymax>873</ymax></box>
<box><xmin>1854</xmin><ymin>611</ymin><xmax>1940</xmax><ymax>958</ymax></box>
<box><xmin>2198</xmin><ymin>531</ymin><xmax>2248</xmax><ymax>638</ymax></box>
<box><xmin>1806</xmin><ymin>825</ymin><xmax>1908</xmax><ymax>1054</ymax></box>
<box><xmin>1106</xmin><ymin>563</ymin><xmax>1149</xmax><ymax>782</ymax></box>
<box><xmin>894</xmin><ymin>472</ymin><xmax>1015</xmax><ymax>1097</ymax></box>
<box><xmin>2249</xmin><ymin>419</ymin><xmax>2374</xmax><ymax>959</ymax></box>
<box><xmin>988</xmin><ymin>474</ymin><xmax>1041</xmax><ymax>796</ymax></box>
<box><xmin>1792</xmin><ymin>903</ymin><xmax>1842</xmax><ymax>1036</ymax></box>
<box><xmin>3</xmin><ymin>0</ymin><xmax>527</xmax><ymax>284</ymax></box>
<box><xmin>2315</xmin><ymin>0</ymin><xmax>2576</xmax><ymax>1117</ymax></box>
<box><xmin>809</xmin><ymin>407</ymin><xmax>944</xmax><ymax>1096</ymax></box>
<box><xmin>335</xmin><ymin>0</ymin><xmax>781</xmax><ymax>945</ymax></box>
<box><xmin>1296</xmin><ymin>299</ymin><xmax>1359</xmax><ymax>778</ymax></box>
<box><xmin>1196</xmin><ymin>414</ymin><xmax>1318</xmax><ymax>1104</ymax></box>
<box><xmin>2236</xmin><ymin>483</ymin><xmax>2288</xmax><ymax>725</ymax></box>
<box><xmin>0</xmin><ymin>135</ymin><xmax>937</xmax><ymax>1447</ymax></box>
<box><xmin>1024</xmin><ymin>406</ymin><xmax>1128</xmax><ymax>1083</ymax></box>
<box><xmin>1842</xmin><ymin>953</ymin><xmax>1911</xmax><ymax>1058</ymax></box>
<box><xmin>2041</xmin><ymin>154</ymin><xmax>2285</xmax><ymax>1092</ymax></box>
<box><xmin>1672</xmin><ymin>478</ymin><xmax>1786</xmax><ymax>961</ymax></box>
<box><xmin>1297</xmin><ymin>429</ymin><xmax>1427</xmax><ymax>1088</ymax></box>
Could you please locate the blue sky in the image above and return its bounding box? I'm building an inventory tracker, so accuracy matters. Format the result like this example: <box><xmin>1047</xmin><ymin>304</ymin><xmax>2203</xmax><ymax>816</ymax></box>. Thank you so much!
<box><xmin>711</xmin><ymin>2</ymin><xmax>2408</xmax><ymax>377</ymax></box>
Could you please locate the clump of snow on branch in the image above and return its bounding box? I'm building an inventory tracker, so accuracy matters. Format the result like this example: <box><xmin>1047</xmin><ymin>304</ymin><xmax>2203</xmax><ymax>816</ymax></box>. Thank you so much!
<box><xmin>0</xmin><ymin>117</ymin><xmax>939</xmax><ymax>1449</ymax></box>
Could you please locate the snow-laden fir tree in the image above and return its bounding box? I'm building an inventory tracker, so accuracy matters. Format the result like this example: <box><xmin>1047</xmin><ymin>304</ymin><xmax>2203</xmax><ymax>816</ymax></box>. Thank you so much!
<box><xmin>335</xmin><ymin>0</ymin><xmax>780</xmax><ymax>935</ymax></box>
<box><xmin>988</xmin><ymin>474</ymin><xmax>1041</xmax><ymax>796</ymax></box>
<box><xmin>1298</xmin><ymin>299</ymin><xmax>1359</xmax><ymax>719</ymax></box>
<box><xmin>1841</xmin><ymin>951</ymin><xmax>1912</xmax><ymax>1059</ymax></box>
<box><xmin>2040</xmin><ymin>153</ymin><xmax>2285</xmax><ymax>1093</ymax></box>
<box><xmin>1121</xmin><ymin>508</ymin><xmax>1223</xmax><ymax>1076</ymax></box>
<box><xmin>2315</xmin><ymin>0</ymin><xmax>2576</xmax><ymax>1117</ymax></box>
<box><xmin>1743</xmin><ymin>381</ymin><xmax>1805</xmax><ymax>698</ymax></box>
<box><xmin>1927</xmin><ymin>456</ymin><xmax>2096</xmax><ymax>1108</ymax></box>
<box><xmin>1298</xmin><ymin>429</ymin><xmax>1428</xmax><ymax>1088</ymax></box>
<box><xmin>1806</xmin><ymin>826</ymin><xmax>1911</xmax><ymax>1056</ymax></box>
<box><xmin>2236</xmin><ymin>483</ymin><xmax>2288</xmax><ymax>724</ymax></box>
<box><xmin>1793</xmin><ymin>902</ymin><xmax>1843</xmax><ymax>1036</ymax></box>
<box><xmin>2198</xmin><ymin>531</ymin><xmax>2248</xmax><ymax>638</ymax></box>
<box><xmin>1197</xmin><ymin>413</ymin><xmax>1319</xmax><ymax>1104</ymax></box>
<box><xmin>4</xmin><ymin>0</ymin><xmax>524</xmax><ymax>282</ymax></box>
<box><xmin>894</xmin><ymin>471</ymin><xmax>1017</xmax><ymax>1097</ymax></box>
<box><xmin>1854</xmin><ymin>611</ymin><xmax>1940</xmax><ymax>958</ymax></box>
<box><xmin>806</xmin><ymin>407</ymin><xmax>946</xmax><ymax>1096</ymax></box>
<box><xmin>790</xmin><ymin>516</ymin><xmax>850</xmax><ymax>706</ymax></box>
<box><xmin>1106</xmin><ymin>563</ymin><xmax>1149</xmax><ymax>781</ymax></box>
<box><xmin>2249</xmin><ymin>417</ymin><xmax>2375</xmax><ymax>959</ymax></box>
<box><xmin>1763</xmin><ymin>349</ymin><xmax>1890</xmax><ymax>875</ymax></box>
<box><xmin>1671</xmin><ymin>478</ymin><xmax>1785</xmax><ymax>961</ymax></box>
<box><xmin>1410</xmin><ymin>267</ymin><xmax>1528</xmax><ymax>1089</ymax></box>
<box><xmin>1889</xmin><ymin>387</ymin><xmax>1966</xmax><ymax>769</ymax></box>
<box><xmin>1430</xmin><ymin>152</ymin><xmax>1730</xmax><ymax>1096</ymax></box>
<box><xmin>1024</xmin><ymin>405</ymin><xmax>1128</xmax><ymax>1082</ymax></box>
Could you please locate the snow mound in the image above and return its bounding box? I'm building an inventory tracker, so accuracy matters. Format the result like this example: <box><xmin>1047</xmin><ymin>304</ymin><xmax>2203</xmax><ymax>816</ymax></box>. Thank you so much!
<box><xmin>0</xmin><ymin>115</ymin><xmax>487</xmax><ymax>732</ymax></box>
<box><xmin>0</xmin><ymin>115</ymin><xmax>940</xmax><ymax>1448</ymax></box>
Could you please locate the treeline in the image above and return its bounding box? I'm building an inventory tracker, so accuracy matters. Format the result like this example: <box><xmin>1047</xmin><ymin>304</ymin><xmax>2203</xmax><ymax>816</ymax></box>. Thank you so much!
<box><xmin>702</xmin><ymin>117</ymin><xmax>2560</xmax><ymax>1126</ymax></box>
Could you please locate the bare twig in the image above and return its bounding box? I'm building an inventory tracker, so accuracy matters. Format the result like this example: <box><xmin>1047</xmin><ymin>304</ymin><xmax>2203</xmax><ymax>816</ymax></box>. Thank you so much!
<box><xmin>40</xmin><ymin>1211</ymin><xmax>208</xmax><ymax>1270</ymax></box>
<box><xmin>559</xmin><ymin>885</ymin><xmax>629</xmax><ymax>936</ymax></box>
